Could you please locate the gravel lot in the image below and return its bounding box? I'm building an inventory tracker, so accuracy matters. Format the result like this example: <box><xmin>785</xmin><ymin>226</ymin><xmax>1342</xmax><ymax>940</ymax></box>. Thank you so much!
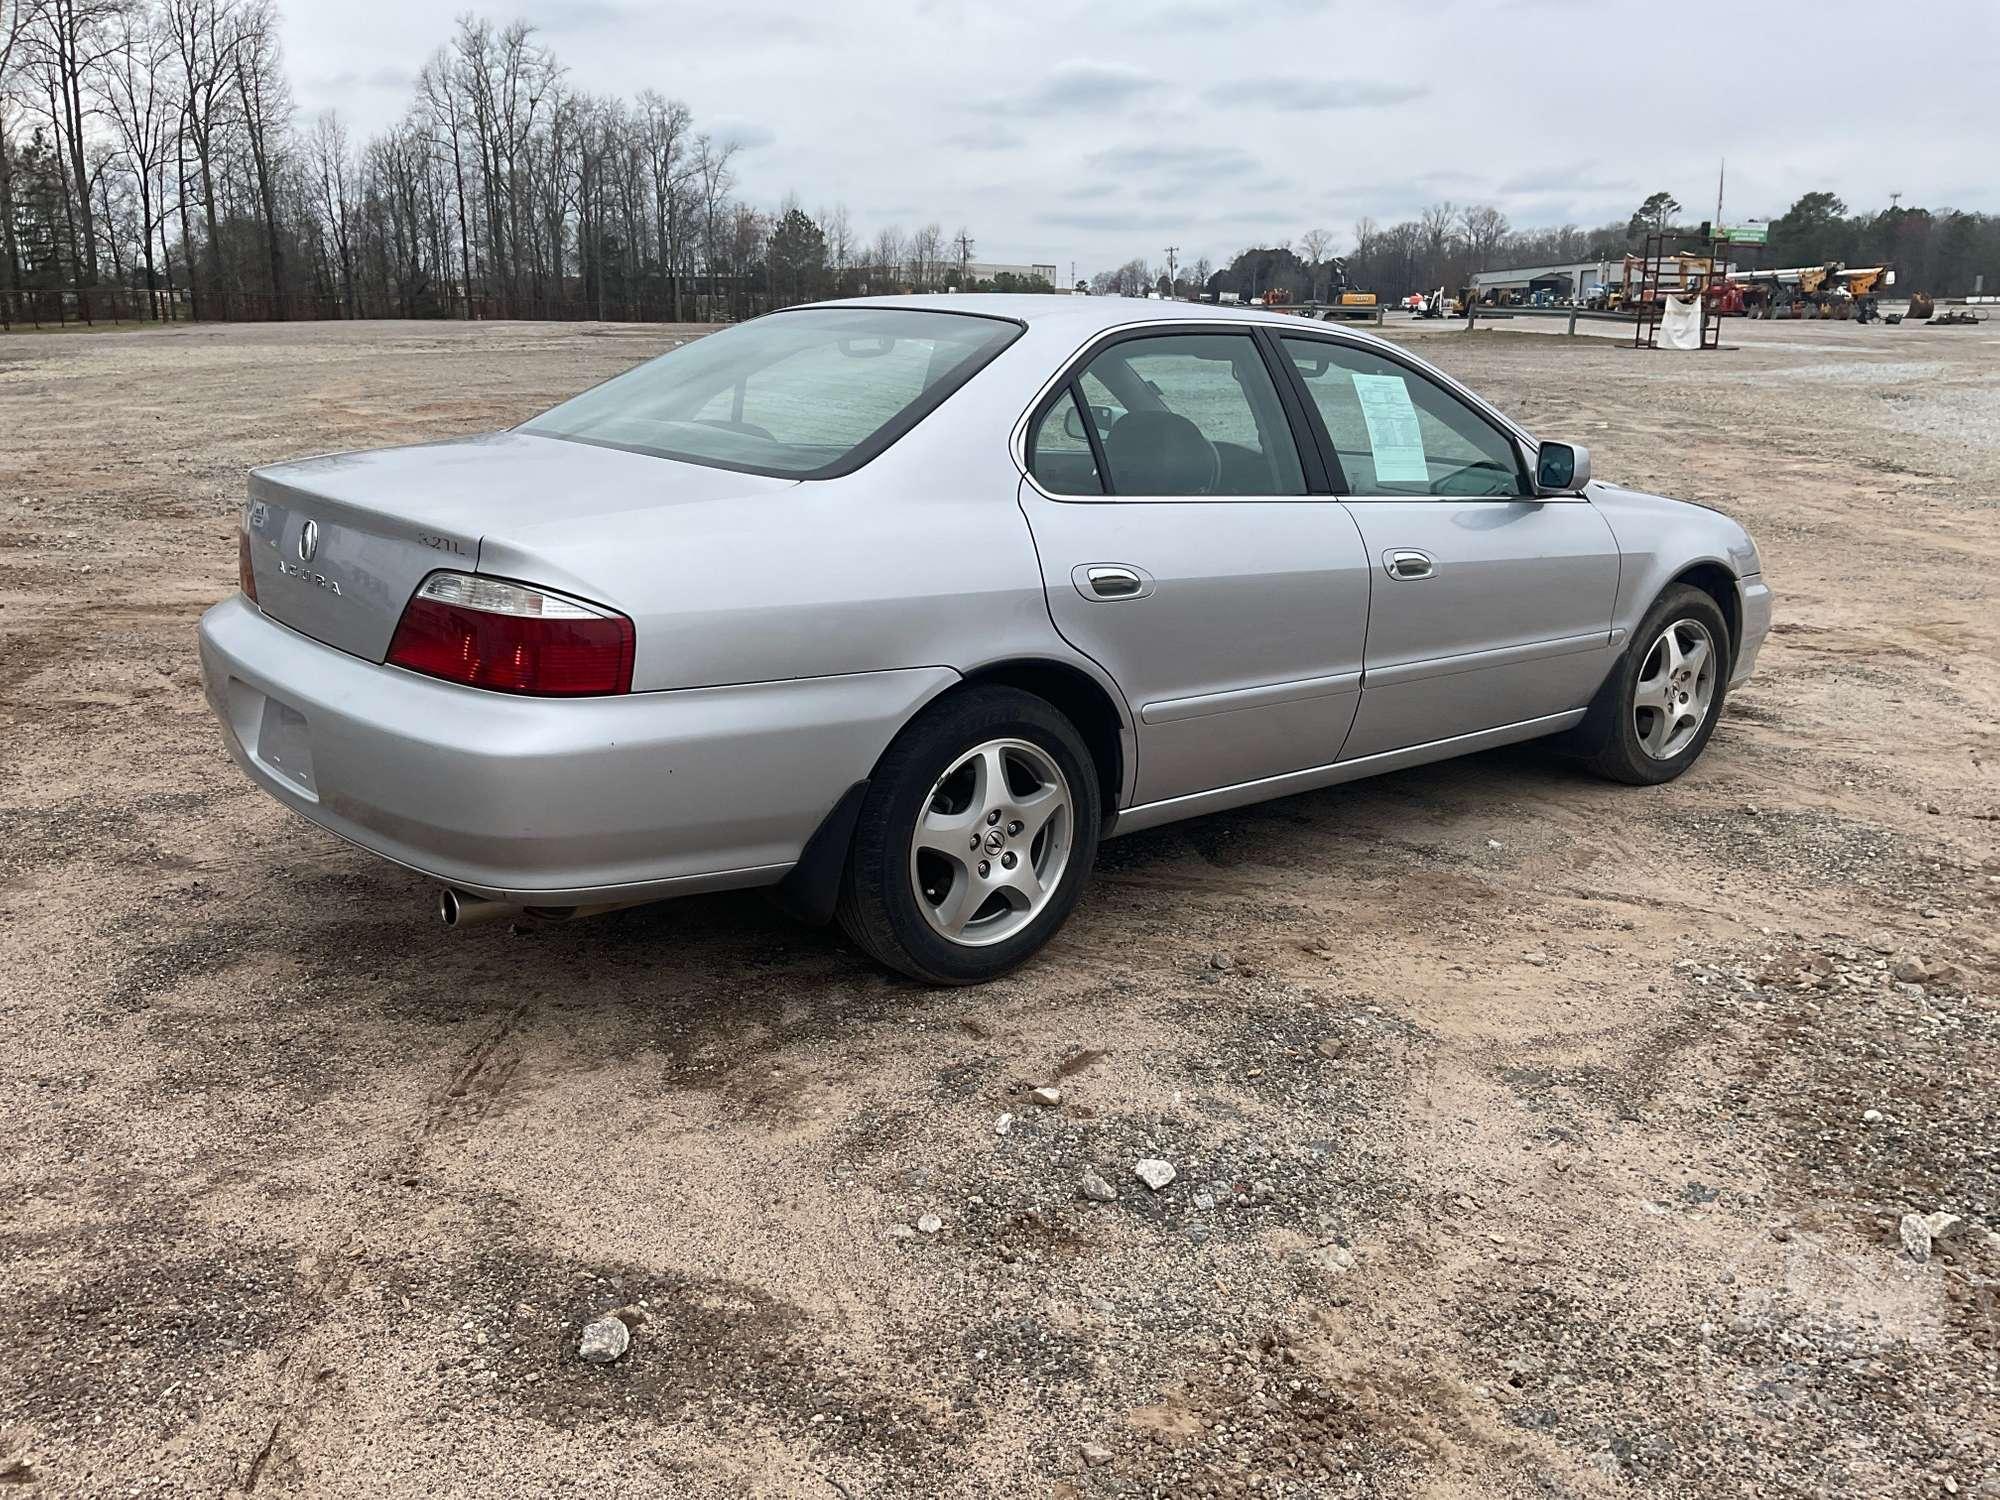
<box><xmin>1</xmin><ymin>314</ymin><xmax>1996</xmax><ymax>1499</ymax></box>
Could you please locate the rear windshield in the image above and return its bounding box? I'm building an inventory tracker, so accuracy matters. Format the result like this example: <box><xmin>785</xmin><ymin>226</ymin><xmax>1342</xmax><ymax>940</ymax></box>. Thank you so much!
<box><xmin>522</xmin><ymin>307</ymin><xmax>1022</xmax><ymax>478</ymax></box>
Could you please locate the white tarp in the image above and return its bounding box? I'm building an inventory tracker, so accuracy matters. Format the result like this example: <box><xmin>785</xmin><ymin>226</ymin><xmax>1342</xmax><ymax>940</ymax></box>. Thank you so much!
<box><xmin>1660</xmin><ymin>295</ymin><xmax>1703</xmax><ymax>350</ymax></box>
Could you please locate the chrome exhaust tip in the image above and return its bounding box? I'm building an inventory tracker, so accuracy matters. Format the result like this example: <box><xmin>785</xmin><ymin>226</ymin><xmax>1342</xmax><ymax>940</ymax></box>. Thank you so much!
<box><xmin>437</xmin><ymin>888</ymin><xmax>520</xmax><ymax>928</ymax></box>
<box><xmin>437</xmin><ymin>887</ymin><xmax>659</xmax><ymax>930</ymax></box>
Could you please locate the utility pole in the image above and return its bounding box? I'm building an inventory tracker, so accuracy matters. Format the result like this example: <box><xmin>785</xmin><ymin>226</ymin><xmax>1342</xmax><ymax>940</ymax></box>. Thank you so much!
<box><xmin>1163</xmin><ymin>244</ymin><xmax>1179</xmax><ymax>298</ymax></box>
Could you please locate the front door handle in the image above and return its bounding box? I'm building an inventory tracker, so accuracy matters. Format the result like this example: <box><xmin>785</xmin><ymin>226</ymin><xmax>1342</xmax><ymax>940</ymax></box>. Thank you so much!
<box><xmin>1073</xmin><ymin>563</ymin><xmax>1154</xmax><ymax>600</ymax></box>
<box><xmin>1383</xmin><ymin>549</ymin><xmax>1436</xmax><ymax>581</ymax></box>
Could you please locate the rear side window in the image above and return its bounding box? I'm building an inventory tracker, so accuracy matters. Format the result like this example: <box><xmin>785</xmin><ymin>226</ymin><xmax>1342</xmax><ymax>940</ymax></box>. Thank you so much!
<box><xmin>524</xmin><ymin>308</ymin><xmax>1021</xmax><ymax>478</ymax></box>
<box><xmin>1033</xmin><ymin>332</ymin><xmax>1306</xmax><ymax>497</ymax></box>
<box><xmin>1281</xmin><ymin>336</ymin><xmax>1526</xmax><ymax>498</ymax></box>
<box><xmin>1026</xmin><ymin>389</ymin><xmax>1103</xmax><ymax>495</ymax></box>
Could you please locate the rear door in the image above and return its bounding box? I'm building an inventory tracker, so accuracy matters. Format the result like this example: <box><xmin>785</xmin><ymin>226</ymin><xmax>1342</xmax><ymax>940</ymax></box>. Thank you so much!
<box><xmin>1275</xmin><ymin>333</ymin><xmax>1620</xmax><ymax>760</ymax></box>
<box><xmin>1017</xmin><ymin>327</ymin><xmax>1372</xmax><ymax>808</ymax></box>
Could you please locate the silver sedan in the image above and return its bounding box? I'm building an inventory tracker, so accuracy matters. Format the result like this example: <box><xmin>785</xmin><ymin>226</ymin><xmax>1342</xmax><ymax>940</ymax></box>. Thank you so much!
<box><xmin>200</xmin><ymin>296</ymin><xmax>1771</xmax><ymax>983</ymax></box>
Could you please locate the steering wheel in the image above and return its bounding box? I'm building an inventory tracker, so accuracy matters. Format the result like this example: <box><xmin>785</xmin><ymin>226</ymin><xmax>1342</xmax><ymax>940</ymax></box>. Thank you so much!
<box><xmin>1102</xmin><ymin>411</ymin><xmax>1221</xmax><ymax>496</ymax></box>
<box><xmin>692</xmin><ymin>417</ymin><xmax>777</xmax><ymax>441</ymax></box>
<box><xmin>1429</xmin><ymin>461</ymin><xmax>1516</xmax><ymax>497</ymax></box>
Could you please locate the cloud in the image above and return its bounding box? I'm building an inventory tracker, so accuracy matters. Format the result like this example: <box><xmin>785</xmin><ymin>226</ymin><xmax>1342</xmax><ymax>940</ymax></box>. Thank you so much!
<box><xmin>1087</xmin><ymin>143</ymin><xmax>1258</xmax><ymax>180</ymax></box>
<box><xmin>942</xmin><ymin>127</ymin><xmax>1026</xmax><ymax>153</ymax></box>
<box><xmin>1497</xmin><ymin>164</ymin><xmax>1641</xmax><ymax>195</ymax></box>
<box><xmin>1155</xmin><ymin>0</ymin><xmax>1329</xmax><ymax>26</ymax></box>
<box><xmin>1204</xmin><ymin>77</ymin><xmax>1427</xmax><ymax>111</ymax></box>
<box><xmin>535</xmin><ymin>0</ymin><xmax>631</xmax><ymax>29</ymax></box>
<box><xmin>1037</xmin><ymin>209</ymin><xmax>1188</xmax><ymax>233</ymax></box>
<box><xmin>982</xmin><ymin>60</ymin><xmax>1162</xmax><ymax>116</ymax></box>
<box><xmin>305</xmin><ymin>66</ymin><xmax>409</xmax><ymax>92</ymax></box>
<box><xmin>708</xmin><ymin>117</ymin><xmax>775</xmax><ymax>152</ymax></box>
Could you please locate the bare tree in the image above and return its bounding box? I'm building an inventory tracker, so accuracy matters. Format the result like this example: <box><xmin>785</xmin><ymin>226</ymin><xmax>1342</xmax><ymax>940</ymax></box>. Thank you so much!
<box><xmin>821</xmin><ymin>201</ymin><xmax>850</xmax><ymax>294</ymax></box>
<box><xmin>0</xmin><ymin>0</ymin><xmax>52</xmax><ymax>293</ymax></box>
<box><xmin>93</xmin><ymin>0</ymin><xmax>174</xmax><ymax>315</ymax></box>
<box><xmin>1298</xmin><ymin>225</ymin><xmax>1331</xmax><ymax>300</ymax></box>
<box><xmin>691</xmin><ymin>129</ymin><xmax>733</xmax><ymax>315</ymax></box>
<box><xmin>1458</xmin><ymin>202</ymin><xmax>1509</xmax><ymax>271</ymax></box>
<box><xmin>636</xmin><ymin>88</ymin><xmax>689</xmax><ymax>316</ymax></box>
<box><xmin>229</xmin><ymin>0</ymin><xmax>287</xmax><ymax>311</ymax></box>
<box><xmin>164</xmin><ymin>0</ymin><xmax>239</xmax><ymax>315</ymax></box>
<box><xmin>25</xmin><ymin>0</ymin><xmax>123</xmax><ymax>285</ymax></box>
<box><xmin>1418</xmin><ymin>201</ymin><xmax>1457</xmax><ymax>283</ymax></box>
<box><xmin>907</xmin><ymin>221</ymin><xmax>941</xmax><ymax>291</ymax></box>
<box><xmin>870</xmin><ymin>224</ymin><xmax>902</xmax><ymax>292</ymax></box>
<box><xmin>305</xmin><ymin>108</ymin><xmax>353</xmax><ymax>313</ymax></box>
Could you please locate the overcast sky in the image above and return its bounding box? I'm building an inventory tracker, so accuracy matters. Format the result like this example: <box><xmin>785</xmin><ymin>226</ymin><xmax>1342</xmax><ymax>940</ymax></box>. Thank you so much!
<box><xmin>283</xmin><ymin>0</ymin><xmax>1998</xmax><ymax>278</ymax></box>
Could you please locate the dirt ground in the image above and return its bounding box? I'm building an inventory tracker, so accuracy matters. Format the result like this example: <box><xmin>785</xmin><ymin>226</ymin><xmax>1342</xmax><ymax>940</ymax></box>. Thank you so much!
<box><xmin>1</xmin><ymin>313</ymin><xmax>1996</xmax><ymax>1500</ymax></box>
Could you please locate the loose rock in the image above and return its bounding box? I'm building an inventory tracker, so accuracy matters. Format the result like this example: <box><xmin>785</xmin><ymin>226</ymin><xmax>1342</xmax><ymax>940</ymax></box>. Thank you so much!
<box><xmin>1080</xmin><ymin>1170</ymin><xmax>1118</xmax><ymax>1203</ymax></box>
<box><xmin>1134</xmin><ymin>1159</ymin><xmax>1177</xmax><ymax>1191</ymax></box>
<box><xmin>577</xmin><ymin>1316</ymin><xmax>631</xmax><ymax>1364</ymax></box>
<box><xmin>1898</xmin><ymin>1213</ymin><xmax>1935</xmax><ymax>1261</ymax></box>
<box><xmin>1030</xmin><ymin>1086</ymin><xmax>1062</xmax><ymax>1108</ymax></box>
<box><xmin>917</xmin><ymin>1214</ymin><xmax>943</xmax><ymax>1235</ymax></box>
<box><xmin>1081</xmin><ymin>1442</ymin><xmax>1114</xmax><ymax>1468</ymax></box>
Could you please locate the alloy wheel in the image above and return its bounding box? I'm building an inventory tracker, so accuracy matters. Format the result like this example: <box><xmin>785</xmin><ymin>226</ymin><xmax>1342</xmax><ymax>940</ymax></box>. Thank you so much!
<box><xmin>1633</xmin><ymin>617</ymin><xmax>1718</xmax><ymax>760</ymax></box>
<box><xmin>908</xmin><ymin>738</ymin><xmax>1073</xmax><ymax>947</ymax></box>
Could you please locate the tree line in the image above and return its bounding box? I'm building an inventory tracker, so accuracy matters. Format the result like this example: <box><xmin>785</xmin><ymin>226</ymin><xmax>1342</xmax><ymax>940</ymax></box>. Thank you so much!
<box><xmin>4</xmin><ymin>0</ymin><xmax>1993</xmax><ymax>334</ymax></box>
<box><xmin>1102</xmin><ymin>191</ymin><xmax>1999</xmax><ymax>306</ymax></box>
<box><xmin>0</xmin><ymin>0</ymin><xmax>1055</xmax><ymax>326</ymax></box>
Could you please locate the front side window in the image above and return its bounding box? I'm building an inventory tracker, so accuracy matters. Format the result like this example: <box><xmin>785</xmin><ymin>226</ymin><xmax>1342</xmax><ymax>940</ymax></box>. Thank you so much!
<box><xmin>1281</xmin><ymin>336</ymin><xmax>1526</xmax><ymax>498</ymax></box>
<box><xmin>524</xmin><ymin>308</ymin><xmax>1021</xmax><ymax>478</ymax></box>
<box><xmin>1041</xmin><ymin>332</ymin><xmax>1306</xmax><ymax>497</ymax></box>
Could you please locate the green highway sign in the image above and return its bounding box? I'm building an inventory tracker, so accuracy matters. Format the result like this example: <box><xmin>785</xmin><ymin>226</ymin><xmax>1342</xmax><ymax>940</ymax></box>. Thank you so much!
<box><xmin>1719</xmin><ymin>224</ymin><xmax>1769</xmax><ymax>244</ymax></box>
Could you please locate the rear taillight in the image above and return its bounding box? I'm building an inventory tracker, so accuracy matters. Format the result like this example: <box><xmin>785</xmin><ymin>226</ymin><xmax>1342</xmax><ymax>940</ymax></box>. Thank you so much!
<box><xmin>238</xmin><ymin>527</ymin><xmax>259</xmax><ymax>604</ymax></box>
<box><xmin>386</xmin><ymin>572</ymin><xmax>635</xmax><ymax>696</ymax></box>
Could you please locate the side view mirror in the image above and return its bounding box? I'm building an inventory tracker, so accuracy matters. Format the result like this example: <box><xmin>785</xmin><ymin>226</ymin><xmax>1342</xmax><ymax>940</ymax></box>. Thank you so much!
<box><xmin>1534</xmin><ymin>441</ymin><xmax>1591</xmax><ymax>494</ymax></box>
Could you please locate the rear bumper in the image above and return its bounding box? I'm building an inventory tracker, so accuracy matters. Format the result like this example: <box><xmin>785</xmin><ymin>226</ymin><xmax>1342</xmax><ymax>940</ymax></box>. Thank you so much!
<box><xmin>198</xmin><ymin>595</ymin><xmax>952</xmax><ymax>904</ymax></box>
<box><xmin>1731</xmin><ymin>574</ymin><xmax>1773</xmax><ymax>687</ymax></box>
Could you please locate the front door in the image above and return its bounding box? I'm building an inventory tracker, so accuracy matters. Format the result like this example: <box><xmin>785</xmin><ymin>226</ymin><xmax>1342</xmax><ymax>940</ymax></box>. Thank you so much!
<box><xmin>1018</xmin><ymin>328</ymin><xmax>1373</xmax><ymax>808</ymax></box>
<box><xmin>1275</xmin><ymin>333</ymin><xmax>1621</xmax><ymax>760</ymax></box>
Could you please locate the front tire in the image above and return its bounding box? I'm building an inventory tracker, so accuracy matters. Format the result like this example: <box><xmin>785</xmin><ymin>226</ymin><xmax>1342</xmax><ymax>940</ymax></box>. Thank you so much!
<box><xmin>1583</xmin><ymin>584</ymin><xmax>1732</xmax><ymax>786</ymax></box>
<box><xmin>837</xmin><ymin>686</ymin><xmax>1102</xmax><ymax>984</ymax></box>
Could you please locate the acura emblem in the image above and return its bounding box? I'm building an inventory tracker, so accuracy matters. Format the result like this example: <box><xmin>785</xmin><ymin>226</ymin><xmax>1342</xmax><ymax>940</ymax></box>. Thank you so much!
<box><xmin>298</xmin><ymin>519</ymin><xmax>319</xmax><ymax>562</ymax></box>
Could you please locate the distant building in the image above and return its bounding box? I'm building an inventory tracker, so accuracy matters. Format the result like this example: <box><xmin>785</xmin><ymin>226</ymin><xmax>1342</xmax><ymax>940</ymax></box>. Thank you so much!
<box><xmin>960</xmin><ymin>261</ymin><xmax>1060</xmax><ymax>285</ymax></box>
<box><xmin>1469</xmin><ymin>256</ymin><xmax>1736</xmax><ymax>299</ymax></box>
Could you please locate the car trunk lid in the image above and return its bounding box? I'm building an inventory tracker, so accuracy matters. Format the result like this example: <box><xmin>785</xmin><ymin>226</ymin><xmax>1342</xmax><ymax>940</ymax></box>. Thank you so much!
<box><xmin>243</xmin><ymin>430</ymin><xmax>794</xmax><ymax>662</ymax></box>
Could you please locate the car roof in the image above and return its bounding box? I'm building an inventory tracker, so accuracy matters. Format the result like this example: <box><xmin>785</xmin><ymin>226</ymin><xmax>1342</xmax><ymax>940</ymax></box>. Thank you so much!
<box><xmin>792</xmin><ymin>292</ymin><xmax>1398</xmax><ymax>350</ymax></box>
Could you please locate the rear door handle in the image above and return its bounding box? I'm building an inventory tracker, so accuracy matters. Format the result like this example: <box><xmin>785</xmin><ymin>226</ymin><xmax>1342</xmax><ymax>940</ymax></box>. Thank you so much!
<box><xmin>1073</xmin><ymin>563</ymin><xmax>1154</xmax><ymax>600</ymax></box>
<box><xmin>1383</xmin><ymin>549</ymin><xmax>1436</xmax><ymax>581</ymax></box>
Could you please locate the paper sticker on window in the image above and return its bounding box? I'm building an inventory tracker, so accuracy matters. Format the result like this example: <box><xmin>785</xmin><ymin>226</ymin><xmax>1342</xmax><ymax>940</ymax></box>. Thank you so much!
<box><xmin>1349</xmin><ymin>372</ymin><xmax>1428</xmax><ymax>483</ymax></box>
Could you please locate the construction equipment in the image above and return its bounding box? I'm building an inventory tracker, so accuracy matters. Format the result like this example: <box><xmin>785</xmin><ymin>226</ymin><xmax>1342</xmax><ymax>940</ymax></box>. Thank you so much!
<box><xmin>1414</xmin><ymin>287</ymin><xmax>1452</xmax><ymax>319</ymax></box>
<box><xmin>1906</xmin><ymin>291</ymin><xmax>1935</xmax><ymax>321</ymax></box>
<box><xmin>1311</xmin><ymin>257</ymin><xmax>1379</xmax><ymax>321</ymax></box>
<box><xmin>1730</xmin><ymin>263</ymin><xmax>1895</xmax><ymax>319</ymax></box>
<box><xmin>1932</xmin><ymin>307</ymin><xmax>1987</xmax><ymax>326</ymax></box>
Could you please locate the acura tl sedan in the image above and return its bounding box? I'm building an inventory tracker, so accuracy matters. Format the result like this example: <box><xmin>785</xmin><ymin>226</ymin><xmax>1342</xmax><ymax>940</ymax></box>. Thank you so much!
<box><xmin>200</xmin><ymin>296</ymin><xmax>1771</xmax><ymax>983</ymax></box>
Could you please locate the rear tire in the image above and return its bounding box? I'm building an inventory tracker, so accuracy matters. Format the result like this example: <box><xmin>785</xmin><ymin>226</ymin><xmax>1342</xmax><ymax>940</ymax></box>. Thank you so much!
<box><xmin>837</xmin><ymin>686</ymin><xmax>1102</xmax><ymax>985</ymax></box>
<box><xmin>1583</xmin><ymin>584</ymin><xmax>1732</xmax><ymax>786</ymax></box>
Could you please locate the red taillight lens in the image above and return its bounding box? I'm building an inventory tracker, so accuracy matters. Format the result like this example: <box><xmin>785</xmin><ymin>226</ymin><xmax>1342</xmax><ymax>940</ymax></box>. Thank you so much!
<box><xmin>238</xmin><ymin>527</ymin><xmax>259</xmax><ymax>604</ymax></box>
<box><xmin>386</xmin><ymin>573</ymin><xmax>635</xmax><ymax>696</ymax></box>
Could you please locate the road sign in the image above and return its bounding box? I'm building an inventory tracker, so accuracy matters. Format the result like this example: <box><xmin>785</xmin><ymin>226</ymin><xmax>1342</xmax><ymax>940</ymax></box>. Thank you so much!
<box><xmin>1719</xmin><ymin>224</ymin><xmax>1768</xmax><ymax>244</ymax></box>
